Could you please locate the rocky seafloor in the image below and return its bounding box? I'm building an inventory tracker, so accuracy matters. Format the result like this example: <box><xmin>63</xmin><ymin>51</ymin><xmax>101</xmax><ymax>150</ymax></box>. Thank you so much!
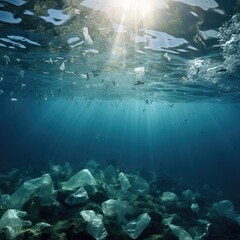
<box><xmin>0</xmin><ymin>160</ymin><xmax>240</xmax><ymax>240</ymax></box>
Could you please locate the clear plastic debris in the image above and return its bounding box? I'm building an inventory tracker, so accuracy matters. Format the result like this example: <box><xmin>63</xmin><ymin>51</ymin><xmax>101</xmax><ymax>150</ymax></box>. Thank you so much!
<box><xmin>119</xmin><ymin>172</ymin><xmax>131</xmax><ymax>190</ymax></box>
<box><xmin>191</xmin><ymin>203</ymin><xmax>200</xmax><ymax>213</ymax></box>
<box><xmin>122</xmin><ymin>213</ymin><xmax>151</xmax><ymax>239</ymax></box>
<box><xmin>80</xmin><ymin>210</ymin><xmax>107</xmax><ymax>240</ymax></box>
<box><xmin>169</xmin><ymin>224</ymin><xmax>193</xmax><ymax>240</ymax></box>
<box><xmin>101</xmin><ymin>199</ymin><xmax>117</xmax><ymax>217</ymax></box>
<box><xmin>35</xmin><ymin>222</ymin><xmax>51</xmax><ymax>231</ymax></box>
<box><xmin>65</xmin><ymin>187</ymin><xmax>89</xmax><ymax>205</ymax></box>
<box><xmin>87</xmin><ymin>216</ymin><xmax>108</xmax><ymax>240</ymax></box>
<box><xmin>131</xmin><ymin>176</ymin><xmax>149</xmax><ymax>196</ymax></box>
<box><xmin>3</xmin><ymin>55</ymin><xmax>10</xmax><ymax>65</ymax></box>
<box><xmin>9</xmin><ymin>173</ymin><xmax>54</xmax><ymax>209</ymax></box>
<box><xmin>0</xmin><ymin>209</ymin><xmax>26</xmax><ymax>240</ymax></box>
<box><xmin>62</xmin><ymin>169</ymin><xmax>96</xmax><ymax>190</ymax></box>
<box><xmin>134</xmin><ymin>67</ymin><xmax>145</xmax><ymax>85</ymax></box>
<box><xmin>162</xmin><ymin>52</ymin><xmax>171</xmax><ymax>61</ymax></box>
<box><xmin>212</xmin><ymin>199</ymin><xmax>240</xmax><ymax>222</ymax></box>
<box><xmin>161</xmin><ymin>192</ymin><xmax>178</xmax><ymax>203</ymax></box>
<box><xmin>59</xmin><ymin>62</ymin><xmax>65</xmax><ymax>71</ymax></box>
<box><xmin>82</xmin><ymin>27</ymin><xmax>93</xmax><ymax>45</ymax></box>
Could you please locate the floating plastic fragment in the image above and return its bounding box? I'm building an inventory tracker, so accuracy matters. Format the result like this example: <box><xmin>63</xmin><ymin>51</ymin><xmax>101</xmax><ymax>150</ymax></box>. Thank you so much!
<box><xmin>82</xmin><ymin>27</ymin><xmax>93</xmax><ymax>45</ymax></box>
<box><xmin>65</xmin><ymin>187</ymin><xmax>89</xmax><ymax>205</ymax></box>
<box><xmin>62</xmin><ymin>169</ymin><xmax>96</xmax><ymax>190</ymax></box>
<box><xmin>119</xmin><ymin>172</ymin><xmax>131</xmax><ymax>190</ymax></box>
<box><xmin>59</xmin><ymin>62</ymin><xmax>65</xmax><ymax>71</ymax></box>
<box><xmin>134</xmin><ymin>67</ymin><xmax>145</xmax><ymax>84</ymax></box>
<box><xmin>122</xmin><ymin>213</ymin><xmax>151</xmax><ymax>239</ymax></box>
<box><xmin>169</xmin><ymin>224</ymin><xmax>193</xmax><ymax>240</ymax></box>
<box><xmin>3</xmin><ymin>55</ymin><xmax>10</xmax><ymax>65</ymax></box>
<box><xmin>0</xmin><ymin>209</ymin><xmax>26</xmax><ymax>240</ymax></box>
<box><xmin>11</xmin><ymin>98</ymin><xmax>18</xmax><ymax>102</ymax></box>
<box><xmin>21</xmin><ymin>83</ymin><xmax>26</xmax><ymax>90</ymax></box>
<box><xmin>0</xmin><ymin>76</ymin><xmax>3</xmax><ymax>82</ymax></box>
<box><xmin>0</xmin><ymin>89</ymin><xmax>4</xmax><ymax>95</ymax></box>
<box><xmin>162</xmin><ymin>52</ymin><xmax>171</xmax><ymax>61</ymax></box>
<box><xmin>9</xmin><ymin>173</ymin><xmax>54</xmax><ymax>209</ymax></box>
<box><xmin>19</xmin><ymin>69</ymin><xmax>24</xmax><ymax>78</ymax></box>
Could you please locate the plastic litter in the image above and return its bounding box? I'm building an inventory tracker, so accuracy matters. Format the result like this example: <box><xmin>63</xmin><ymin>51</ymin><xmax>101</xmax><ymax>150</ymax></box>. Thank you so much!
<box><xmin>122</xmin><ymin>213</ymin><xmax>151</xmax><ymax>239</ymax></box>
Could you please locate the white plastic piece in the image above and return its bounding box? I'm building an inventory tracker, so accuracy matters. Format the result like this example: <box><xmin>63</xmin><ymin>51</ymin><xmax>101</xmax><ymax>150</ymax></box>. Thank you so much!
<box><xmin>162</xmin><ymin>52</ymin><xmax>171</xmax><ymax>61</ymax></box>
<box><xmin>59</xmin><ymin>62</ymin><xmax>65</xmax><ymax>71</ymax></box>
<box><xmin>82</xmin><ymin>27</ymin><xmax>93</xmax><ymax>45</ymax></box>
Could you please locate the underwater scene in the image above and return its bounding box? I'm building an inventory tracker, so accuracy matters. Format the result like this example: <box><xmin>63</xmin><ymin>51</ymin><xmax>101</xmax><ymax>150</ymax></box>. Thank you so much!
<box><xmin>0</xmin><ymin>0</ymin><xmax>240</xmax><ymax>239</ymax></box>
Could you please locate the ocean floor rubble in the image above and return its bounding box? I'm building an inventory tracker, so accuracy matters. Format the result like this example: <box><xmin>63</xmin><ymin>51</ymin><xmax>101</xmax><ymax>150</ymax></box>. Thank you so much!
<box><xmin>0</xmin><ymin>160</ymin><xmax>240</xmax><ymax>240</ymax></box>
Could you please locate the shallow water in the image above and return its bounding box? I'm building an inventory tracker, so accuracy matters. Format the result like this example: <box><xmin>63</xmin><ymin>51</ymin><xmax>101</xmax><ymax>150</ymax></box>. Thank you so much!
<box><xmin>0</xmin><ymin>1</ymin><xmax>240</xmax><ymax>239</ymax></box>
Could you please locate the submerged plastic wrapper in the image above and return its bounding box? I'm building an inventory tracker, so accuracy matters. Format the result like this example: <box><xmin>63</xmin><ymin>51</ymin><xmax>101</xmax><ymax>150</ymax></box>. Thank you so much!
<box><xmin>169</xmin><ymin>224</ymin><xmax>193</xmax><ymax>240</ymax></box>
<box><xmin>119</xmin><ymin>172</ymin><xmax>131</xmax><ymax>191</ymax></box>
<box><xmin>87</xmin><ymin>216</ymin><xmax>108</xmax><ymax>240</ymax></box>
<box><xmin>0</xmin><ymin>209</ymin><xmax>26</xmax><ymax>240</ymax></box>
<box><xmin>65</xmin><ymin>187</ymin><xmax>89</xmax><ymax>205</ymax></box>
<box><xmin>101</xmin><ymin>199</ymin><xmax>135</xmax><ymax>223</ymax></box>
<box><xmin>80</xmin><ymin>210</ymin><xmax>107</xmax><ymax>240</ymax></box>
<box><xmin>161</xmin><ymin>191</ymin><xmax>178</xmax><ymax>203</ymax></box>
<box><xmin>9</xmin><ymin>174</ymin><xmax>54</xmax><ymax>209</ymax></box>
<box><xmin>212</xmin><ymin>199</ymin><xmax>240</xmax><ymax>223</ymax></box>
<box><xmin>62</xmin><ymin>169</ymin><xmax>96</xmax><ymax>190</ymax></box>
<box><xmin>122</xmin><ymin>213</ymin><xmax>151</xmax><ymax>239</ymax></box>
<box><xmin>131</xmin><ymin>177</ymin><xmax>149</xmax><ymax>196</ymax></box>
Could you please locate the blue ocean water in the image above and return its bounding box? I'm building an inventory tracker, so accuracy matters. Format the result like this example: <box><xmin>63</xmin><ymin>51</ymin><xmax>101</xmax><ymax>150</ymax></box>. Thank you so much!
<box><xmin>0</xmin><ymin>1</ymin><xmax>240</xmax><ymax>239</ymax></box>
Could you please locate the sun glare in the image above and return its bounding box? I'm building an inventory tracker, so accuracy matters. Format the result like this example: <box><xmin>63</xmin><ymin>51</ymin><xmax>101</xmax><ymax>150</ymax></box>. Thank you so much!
<box><xmin>120</xmin><ymin>0</ymin><xmax>153</xmax><ymax>18</ymax></box>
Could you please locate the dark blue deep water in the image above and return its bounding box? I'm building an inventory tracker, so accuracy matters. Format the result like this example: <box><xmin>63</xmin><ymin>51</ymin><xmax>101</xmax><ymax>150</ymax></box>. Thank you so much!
<box><xmin>0</xmin><ymin>0</ymin><xmax>240</xmax><ymax>239</ymax></box>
